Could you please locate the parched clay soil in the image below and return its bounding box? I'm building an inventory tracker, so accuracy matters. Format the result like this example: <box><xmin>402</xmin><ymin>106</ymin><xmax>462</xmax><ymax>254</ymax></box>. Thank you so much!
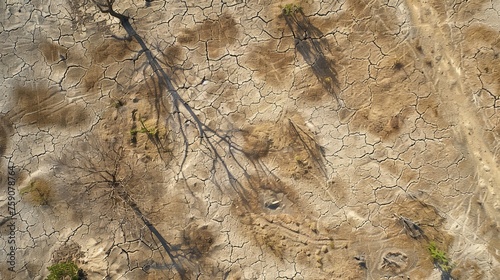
<box><xmin>1</xmin><ymin>0</ymin><xmax>499</xmax><ymax>279</ymax></box>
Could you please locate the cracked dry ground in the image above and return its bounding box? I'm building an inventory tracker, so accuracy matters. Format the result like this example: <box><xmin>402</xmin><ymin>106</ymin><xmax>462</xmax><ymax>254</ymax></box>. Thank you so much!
<box><xmin>1</xmin><ymin>0</ymin><xmax>500</xmax><ymax>279</ymax></box>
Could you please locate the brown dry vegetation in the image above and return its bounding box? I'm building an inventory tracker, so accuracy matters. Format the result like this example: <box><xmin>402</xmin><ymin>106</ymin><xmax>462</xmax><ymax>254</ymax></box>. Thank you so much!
<box><xmin>20</xmin><ymin>178</ymin><xmax>52</xmax><ymax>206</ymax></box>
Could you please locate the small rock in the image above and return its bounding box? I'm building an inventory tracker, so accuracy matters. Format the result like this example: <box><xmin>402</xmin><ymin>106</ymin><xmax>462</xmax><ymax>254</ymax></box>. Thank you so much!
<box><xmin>321</xmin><ymin>245</ymin><xmax>328</xmax><ymax>253</ymax></box>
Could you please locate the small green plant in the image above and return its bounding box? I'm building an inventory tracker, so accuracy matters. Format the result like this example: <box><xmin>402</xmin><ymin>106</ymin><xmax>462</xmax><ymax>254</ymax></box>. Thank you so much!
<box><xmin>130</xmin><ymin>120</ymin><xmax>157</xmax><ymax>136</ymax></box>
<box><xmin>130</xmin><ymin>126</ymin><xmax>157</xmax><ymax>136</ymax></box>
<box><xmin>428</xmin><ymin>241</ymin><xmax>452</xmax><ymax>272</ymax></box>
<box><xmin>283</xmin><ymin>3</ymin><xmax>301</xmax><ymax>16</ymax></box>
<box><xmin>46</xmin><ymin>262</ymin><xmax>80</xmax><ymax>280</ymax></box>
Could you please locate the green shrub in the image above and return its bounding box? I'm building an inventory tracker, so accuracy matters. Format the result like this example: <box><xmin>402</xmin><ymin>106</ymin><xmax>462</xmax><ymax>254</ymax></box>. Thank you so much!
<box><xmin>46</xmin><ymin>262</ymin><xmax>79</xmax><ymax>280</ymax></box>
<box><xmin>283</xmin><ymin>3</ymin><xmax>301</xmax><ymax>16</ymax></box>
<box><xmin>428</xmin><ymin>241</ymin><xmax>452</xmax><ymax>272</ymax></box>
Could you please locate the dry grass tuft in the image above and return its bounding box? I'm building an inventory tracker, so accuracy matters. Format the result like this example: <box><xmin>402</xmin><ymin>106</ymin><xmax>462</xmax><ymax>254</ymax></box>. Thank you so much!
<box><xmin>21</xmin><ymin>178</ymin><xmax>52</xmax><ymax>206</ymax></box>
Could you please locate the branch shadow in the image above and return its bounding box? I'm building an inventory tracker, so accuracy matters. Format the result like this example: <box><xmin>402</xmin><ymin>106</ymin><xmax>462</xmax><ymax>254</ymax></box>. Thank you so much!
<box><xmin>284</xmin><ymin>10</ymin><xmax>342</xmax><ymax>108</ymax></box>
<box><xmin>91</xmin><ymin>0</ymin><xmax>332</xmax><ymax>278</ymax></box>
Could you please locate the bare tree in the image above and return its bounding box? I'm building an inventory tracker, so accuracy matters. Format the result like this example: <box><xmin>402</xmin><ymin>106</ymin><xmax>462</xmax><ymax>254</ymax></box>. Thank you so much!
<box><xmin>56</xmin><ymin>135</ymin><xmax>190</xmax><ymax>279</ymax></box>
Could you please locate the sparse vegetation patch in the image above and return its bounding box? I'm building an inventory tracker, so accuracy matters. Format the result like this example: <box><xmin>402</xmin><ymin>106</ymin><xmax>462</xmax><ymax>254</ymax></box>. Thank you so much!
<box><xmin>282</xmin><ymin>3</ymin><xmax>302</xmax><ymax>16</ymax></box>
<box><xmin>428</xmin><ymin>241</ymin><xmax>452</xmax><ymax>273</ymax></box>
<box><xmin>46</xmin><ymin>261</ymin><xmax>85</xmax><ymax>280</ymax></box>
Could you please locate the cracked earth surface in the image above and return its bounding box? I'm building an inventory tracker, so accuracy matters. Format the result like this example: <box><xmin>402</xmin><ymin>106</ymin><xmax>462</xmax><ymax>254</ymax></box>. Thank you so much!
<box><xmin>1</xmin><ymin>0</ymin><xmax>499</xmax><ymax>279</ymax></box>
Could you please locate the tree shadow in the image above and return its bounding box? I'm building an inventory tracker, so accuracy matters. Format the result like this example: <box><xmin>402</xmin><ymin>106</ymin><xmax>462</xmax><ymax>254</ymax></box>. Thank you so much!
<box><xmin>56</xmin><ymin>134</ymin><xmax>190</xmax><ymax>279</ymax></box>
<box><xmin>284</xmin><ymin>9</ymin><xmax>342</xmax><ymax>107</ymax></box>
<box><xmin>89</xmin><ymin>0</ymin><xmax>331</xmax><ymax>278</ymax></box>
